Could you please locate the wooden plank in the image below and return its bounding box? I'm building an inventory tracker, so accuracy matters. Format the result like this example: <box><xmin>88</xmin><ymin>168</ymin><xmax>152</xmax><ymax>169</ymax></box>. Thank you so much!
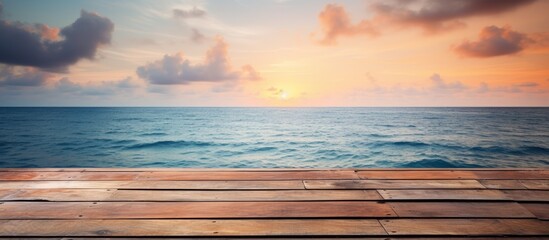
<box><xmin>503</xmin><ymin>190</ymin><xmax>549</xmax><ymax>202</ymax></box>
<box><xmin>109</xmin><ymin>190</ymin><xmax>381</xmax><ymax>201</ymax></box>
<box><xmin>0</xmin><ymin>189</ymin><xmax>18</xmax><ymax>199</ymax></box>
<box><xmin>1</xmin><ymin>189</ymin><xmax>115</xmax><ymax>201</ymax></box>
<box><xmin>0</xmin><ymin>219</ymin><xmax>387</xmax><ymax>236</ymax></box>
<box><xmin>522</xmin><ymin>203</ymin><xmax>549</xmax><ymax>220</ymax></box>
<box><xmin>357</xmin><ymin>170</ymin><xmax>549</xmax><ymax>180</ymax></box>
<box><xmin>0</xmin><ymin>181</ymin><xmax>305</xmax><ymax>190</ymax></box>
<box><xmin>381</xmin><ymin>219</ymin><xmax>549</xmax><ymax>236</ymax></box>
<box><xmin>1</xmin><ymin>189</ymin><xmax>380</xmax><ymax>202</ymax></box>
<box><xmin>480</xmin><ymin>180</ymin><xmax>526</xmax><ymax>189</ymax></box>
<box><xmin>304</xmin><ymin>180</ymin><xmax>485</xmax><ymax>189</ymax></box>
<box><xmin>520</xmin><ymin>180</ymin><xmax>549</xmax><ymax>190</ymax></box>
<box><xmin>388</xmin><ymin>202</ymin><xmax>535</xmax><ymax>218</ymax></box>
<box><xmin>0</xmin><ymin>202</ymin><xmax>397</xmax><ymax>219</ymax></box>
<box><xmin>473</xmin><ymin>171</ymin><xmax>549</xmax><ymax>179</ymax></box>
<box><xmin>378</xmin><ymin>189</ymin><xmax>509</xmax><ymax>200</ymax></box>
<box><xmin>136</xmin><ymin>170</ymin><xmax>360</xmax><ymax>180</ymax></box>
<box><xmin>481</xmin><ymin>180</ymin><xmax>549</xmax><ymax>190</ymax></box>
<box><xmin>358</xmin><ymin>171</ymin><xmax>479</xmax><ymax>180</ymax></box>
<box><xmin>0</xmin><ymin>172</ymin><xmax>139</xmax><ymax>181</ymax></box>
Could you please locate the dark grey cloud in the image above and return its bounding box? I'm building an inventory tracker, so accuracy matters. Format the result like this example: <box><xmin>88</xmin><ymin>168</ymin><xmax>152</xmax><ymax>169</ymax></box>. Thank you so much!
<box><xmin>371</xmin><ymin>0</ymin><xmax>536</xmax><ymax>33</ymax></box>
<box><xmin>0</xmin><ymin>66</ymin><xmax>52</xmax><ymax>87</ymax></box>
<box><xmin>137</xmin><ymin>37</ymin><xmax>260</xmax><ymax>85</ymax></box>
<box><xmin>0</xmin><ymin>10</ymin><xmax>114</xmax><ymax>72</ymax></box>
<box><xmin>173</xmin><ymin>7</ymin><xmax>206</xmax><ymax>19</ymax></box>
<box><xmin>454</xmin><ymin>25</ymin><xmax>530</xmax><ymax>57</ymax></box>
<box><xmin>55</xmin><ymin>76</ymin><xmax>137</xmax><ymax>95</ymax></box>
<box><xmin>315</xmin><ymin>0</ymin><xmax>536</xmax><ymax>44</ymax></box>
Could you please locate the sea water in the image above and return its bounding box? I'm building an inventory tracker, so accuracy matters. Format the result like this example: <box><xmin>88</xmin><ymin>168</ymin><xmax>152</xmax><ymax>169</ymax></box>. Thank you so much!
<box><xmin>0</xmin><ymin>107</ymin><xmax>548</xmax><ymax>168</ymax></box>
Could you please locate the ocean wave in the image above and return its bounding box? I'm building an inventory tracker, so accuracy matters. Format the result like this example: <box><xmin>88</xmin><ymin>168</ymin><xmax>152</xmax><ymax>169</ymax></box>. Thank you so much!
<box><xmin>398</xmin><ymin>159</ymin><xmax>484</xmax><ymax>168</ymax></box>
<box><xmin>249</xmin><ymin>146</ymin><xmax>278</xmax><ymax>152</ymax></box>
<box><xmin>125</xmin><ymin>140</ymin><xmax>219</xmax><ymax>150</ymax></box>
<box><xmin>138</xmin><ymin>132</ymin><xmax>169</xmax><ymax>137</ymax></box>
<box><xmin>469</xmin><ymin>145</ymin><xmax>549</xmax><ymax>155</ymax></box>
<box><xmin>370</xmin><ymin>141</ymin><xmax>431</xmax><ymax>148</ymax></box>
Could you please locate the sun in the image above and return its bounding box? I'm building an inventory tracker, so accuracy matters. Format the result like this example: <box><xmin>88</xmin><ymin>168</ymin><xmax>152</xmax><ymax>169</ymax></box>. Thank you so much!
<box><xmin>279</xmin><ymin>90</ymin><xmax>288</xmax><ymax>100</ymax></box>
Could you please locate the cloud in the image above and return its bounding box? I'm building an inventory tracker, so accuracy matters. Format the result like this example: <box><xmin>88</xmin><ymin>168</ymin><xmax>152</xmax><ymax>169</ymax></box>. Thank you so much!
<box><xmin>0</xmin><ymin>66</ymin><xmax>52</xmax><ymax>87</ymax></box>
<box><xmin>454</xmin><ymin>25</ymin><xmax>533</xmax><ymax>57</ymax></box>
<box><xmin>0</xmin><ymin>10</ymin><xmax>114</xmax><ymax>72</ymax></box>
<box><xmin>137</xmin><ymin>37</ymin><xmax>261</xmax><ymax>85</ymax></box>
<box><xmin>241</xmin><ymin>64</ymin><xmax>261</xmax><ymax>81</ymax></box>
<box><xmin>314</xmin><ymin>0</ymin><xmax>535</xmax><ymax>44</ymax></box>
<box><xmin>173</xmin><ymin>7</ymin><xmax>206</xmax><ymax>19</ymax></box>
<box><xmin>476</xmin><ymin>81</ymin><xmax>546</xmax><ymax>93</ymax></box>
<box><xmin>430</xmin><ymin>73</ymin><xmax>467</xmax><ymax>92</ymax></box>
<box><xmin>370</xmin><ymin>0</ymin><xmax>536</xmax><ymax>33</ymax></box>
<box><xmin>315</xmin><ymin>4</ymin><xmax>378</xmax><ymax>45</ymax></box>
<box><xmin>515</xmin><ymin>82</ymin><xmax>539</xmax><ymax>88</ymax></box>
<box><xmin>190</xmin><ymin>28</ymin><xmax>206</xmax><ymax>43</ymax></box>
<box><xmin>54</xmin><ymin>76</ymin><xmax>138</xmax><ymax>95</ymax></box>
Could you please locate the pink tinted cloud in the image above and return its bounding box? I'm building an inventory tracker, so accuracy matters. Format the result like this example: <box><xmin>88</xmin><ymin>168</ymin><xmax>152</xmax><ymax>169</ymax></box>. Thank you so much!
<box><xmin>315</xmin><ymin>4</ymin><xmax>378</xmax><ymax>45</ymax></box>
<box><xmin>454</xmin><ymin>25</ymin><xmax>538</xmax><ymax>58</ymax></box>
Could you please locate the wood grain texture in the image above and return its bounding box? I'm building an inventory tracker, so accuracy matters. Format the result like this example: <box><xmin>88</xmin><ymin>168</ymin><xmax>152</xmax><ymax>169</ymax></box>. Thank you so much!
<box><xmin>522</xmin><ymin>203</ymin><xmax>549</xmax><ymax>220</ymax></box>
<box><xmin>358</xmin><ymin>171</ymin><xmax>479</xmax><ymax>179</ymax></box>
<box><xmin>503</xmin><ymin>190</ymin><xmax>549</xmax><ymax>202</ymax></box>
<box><xmin>136</xmin><ymin>171</ymin><xmax>359</xmax><ymax>180</ymax></box>
<box><xmin>0</xmin><ymin>189</ymin><xmax>115</xmax><ymax>201</ymax></box>
<box><xmin>109</xmin><ymin>189</ymin><xmax>381</xmax><ymax>201</ymax></box>
<box><xmin>388</xmin><ymin>202</ymin><xmax>535</xmax><ymax>218</ymax></box>
<box><xmin>358</xmin><ymin>170</ymin><xmax>549</xmax><ymax>180</ymax></box>
<box><xmin>378</xmin><ymin>189</ymin><xmax>509</xmax><ymax>200</ymax></box>
<box><xmin>472</xmin><ymin>170</ymin><xmax>549</xmax><ymax>179</ymax></box>
<box><xmin>304</xmin><ymin>180</ymin><xmax>485</xmax><ymax>189</ymax></box>
<box><xmin>0</xmin><ymin>180</ymin><xmax>305</xmax><ymax>189</ymax></box>
<box><xmin>381</xmin><ymin>219</ymin><xmax>549</xmax><ymax>235</ymax></box>
<box><xmin>0</xmin><ymin>219</ymin><xmax>387</xmax><ymax>236</ymax></box>
<box><xmin>519</xmin><ymin>180</ymin><xmax>549</xmax><ymax>190</ymax></box>
<box><xmin>480</xmin><ymin>180</ymin><xmax>527</xmax><ymax>189</ymax></box>
<box><xmin>1</xmin><ymin>168</ymin><xmax>548</xmax><ymax>238</ymax></box>
<box><xmin>0</xmin><ymin>202</ymin><xmax>397</xmax><ymax>219</ymax></box>
<box><xmin>0</xmin><ymin>172</ymin><xmax>139</xmax><ymax>181</ymax></box>
<box><xmin>1</xmin><ymin>189</ymin><xmax>380</xmax><ymax>202</ymax></box>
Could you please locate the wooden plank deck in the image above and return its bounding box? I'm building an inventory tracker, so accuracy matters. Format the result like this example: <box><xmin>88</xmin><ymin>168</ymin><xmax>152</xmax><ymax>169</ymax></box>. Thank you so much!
<box><xmin>0</xmin><ymin>168</ymin><xmax>547</xmax><ymax>239</ymax></box>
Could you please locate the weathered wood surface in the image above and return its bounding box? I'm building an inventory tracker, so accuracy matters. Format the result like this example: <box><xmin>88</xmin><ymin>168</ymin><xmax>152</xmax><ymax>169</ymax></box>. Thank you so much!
<box><xmin>0</xmin><ymin>168</ymin><xmax>547</xmax><ymax>238</ymax></box>
<box><xmin>380</xmin><ymin>219</ymin><xmax>549</xmax><ymax>235</ymax></box>
<box><xmin>0</xmin><ymin>201</ymin><xmax>397</xmax><ymax>219</ymax></box>
<box><xmin>304</xmin><ymin>179</ymin><xmax>486</xmax><ymax>189</ymax></box>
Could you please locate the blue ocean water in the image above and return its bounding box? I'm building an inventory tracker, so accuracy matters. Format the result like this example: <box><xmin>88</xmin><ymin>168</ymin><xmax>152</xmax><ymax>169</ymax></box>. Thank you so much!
<box><xmin>0</xmin><ymin>107</ymin><xmax>548</xmax><ymax>168</ymax></box>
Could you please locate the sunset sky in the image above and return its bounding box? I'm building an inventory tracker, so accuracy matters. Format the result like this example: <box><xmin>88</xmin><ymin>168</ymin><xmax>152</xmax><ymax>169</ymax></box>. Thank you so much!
<box><xmin>0</xmin><ymin>0</ymin><xmax>548</xmax><ymax>106</ymax></box>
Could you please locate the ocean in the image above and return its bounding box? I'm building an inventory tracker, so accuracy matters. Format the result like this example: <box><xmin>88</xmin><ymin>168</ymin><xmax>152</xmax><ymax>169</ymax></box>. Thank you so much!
<box><xmin>0</xmin><ymin>107</ymin><xmax>548</xmax><ymax>168</ymax></box>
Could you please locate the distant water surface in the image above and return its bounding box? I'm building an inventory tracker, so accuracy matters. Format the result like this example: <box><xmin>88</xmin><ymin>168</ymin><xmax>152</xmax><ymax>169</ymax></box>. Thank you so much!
<box><xmin>0</xmin><ymin>107</ymin><xmax>548</xmax><ymax>168</ymax></box>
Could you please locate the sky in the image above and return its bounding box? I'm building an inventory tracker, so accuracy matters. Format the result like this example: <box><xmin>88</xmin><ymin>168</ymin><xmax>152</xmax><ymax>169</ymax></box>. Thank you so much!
<box><xmin>0</xmin><ymin>0</ymin><xmax>548</xmax><ymax>106</ymax></box>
